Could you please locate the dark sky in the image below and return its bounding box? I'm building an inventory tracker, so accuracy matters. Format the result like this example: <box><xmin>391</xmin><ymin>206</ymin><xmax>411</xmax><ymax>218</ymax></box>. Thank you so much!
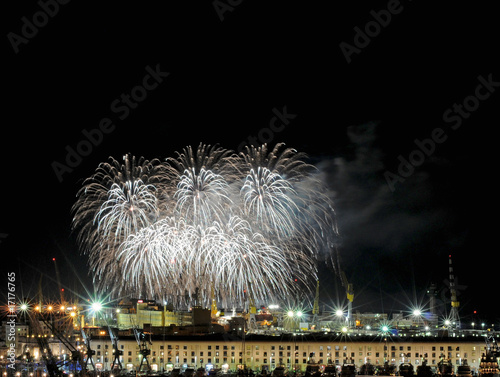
<box><xmin>2</xmin><ymin>2</ymin><xmax>498</xmax><ymax>324</ymax></box>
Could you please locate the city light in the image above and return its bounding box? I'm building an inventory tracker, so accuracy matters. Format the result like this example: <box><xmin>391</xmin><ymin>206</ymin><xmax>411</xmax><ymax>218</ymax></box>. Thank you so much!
<box><xmin>91</xmin><ymin>302</ymin><xmax>102</xmax><ymax>313</ymax></box>
<box><xmin>336</xmin><ymin>309</ymin><xmax>344</xmax><ymax>317</ymax></box>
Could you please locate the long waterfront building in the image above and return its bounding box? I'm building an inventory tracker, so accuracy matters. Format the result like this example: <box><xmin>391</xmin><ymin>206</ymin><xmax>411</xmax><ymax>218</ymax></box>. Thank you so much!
<box><xmin>4</xmin><ymin>331</ymin><xmax>497</xmax><ymax>375</ymax></box>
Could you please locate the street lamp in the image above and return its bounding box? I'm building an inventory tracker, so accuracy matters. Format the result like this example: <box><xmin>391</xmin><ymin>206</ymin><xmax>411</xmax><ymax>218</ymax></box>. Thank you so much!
<box><xmin>91</xmin><ymin>302</ymin><xmax>102</xmax><ymax>313</ymax></box>
<box><xmin>286</xmin><ymin>310</ymin><xmax>303</xmax><ymax>332</ymax></box>
<box><xmin>91</xmin><ymin>301</ymin><xmax>103</xmax><ymax>326</ymax></box>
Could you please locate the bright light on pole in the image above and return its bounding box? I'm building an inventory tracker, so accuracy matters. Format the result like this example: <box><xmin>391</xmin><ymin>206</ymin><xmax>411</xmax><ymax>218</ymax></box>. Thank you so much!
<box><xmin>91</xmin><ymin>301</ymin><xmax>103</xmax><ymax>327</ymax></box>
<box><xmin>91</xmin><ymin>302</ymin><xmax>102</xmax><ymax>313</ymax></box>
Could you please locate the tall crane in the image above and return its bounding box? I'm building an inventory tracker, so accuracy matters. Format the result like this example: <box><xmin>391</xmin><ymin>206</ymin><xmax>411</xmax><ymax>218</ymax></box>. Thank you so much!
<box><xmin>52</xmin><ymin>257</ymin><xmax>64</xmax><ymax>304</ymax></box>
<box><xmin>81</xmin><ymin>328</ymin><xmax>96</xmax><ymax>371</ymax></box>
<box><xmin>26</xmin><ymin>313</ymin><xmax>63</xmax><ymax>377</ymax></box>
<box><xmin>134</xmin><ymin>328</ymin><xmax>152</xmax><ymax>373</ymax></box>
<box><xmin>109</xmin><ymin>326</ymin><xmax>123</xmax><ymax>371</ymax></box>
<box><xmin>340</xmin><ymin>271</ymin><xmax>354</xmax><ymax>326</ymax></box>
<box><xmin>26</xmin><ymin>307</ymin><xmax>83</xmax><ymax>377</ymax></box>
<box><xmin>211</xmin><ymin>285</ymin><xmax>218</xmax><ymax>319</ymax></box>
<box><xmin>246</xmin><ymin>282</ymin><xmax>257</xmax><ymax>331</ymax></box>
<box><xmin>311</xmin><ymin>280</ymin><xmax>320</xmax><ymax>330</ymax></box>
<box><xmin>448</xmin><ymin>255</ymin><xmax>461</xmax><ymax>328</ymax></box>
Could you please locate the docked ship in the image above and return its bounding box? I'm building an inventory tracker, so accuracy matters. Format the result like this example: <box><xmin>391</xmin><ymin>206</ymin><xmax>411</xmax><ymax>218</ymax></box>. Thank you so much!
<box><xmin>456</xmin><ymin>359</ymin><xmax>472</xmax><ymax>377</ymax></box>
<box><xmin>305</xmin><ymin>364</ymin><xmax>321</xmax><ymax>377</ymax></box>
<box><xmin>416</xmin><ymin>359</ymin><xmax>434</xmax><ymax>377</ymax></box>
<box><xmin>399</xmin><ymin>361</ymin><xmax>414</xmax><ymax>377</ymax></box>
<box><xmin>478</xmin><ymin>336</ymin><xmax>500</xmax><ymax>377</ymax></box>
<box><xmin>359</xmin><ymin>362</ymin><xmax>375</xmax><ymax>375</ymax></box>
<box><xmin>378</xmin><ymin>361</ymin><xmax>397</xmax><ymax>376</ymax></box>
<box><xmin>436</xmin><ymin>355</ymin><xmax>455</xmax><ymax>377</ymax></box>
<box><xmin>340</xmin><ymin>357</ymin><xmax>356</xmax><ymax>377</ymax></box>
<box><xmin>321</xmin><ymin>365</ymin><xmax>337</xmax><ymax>377</ymax></box>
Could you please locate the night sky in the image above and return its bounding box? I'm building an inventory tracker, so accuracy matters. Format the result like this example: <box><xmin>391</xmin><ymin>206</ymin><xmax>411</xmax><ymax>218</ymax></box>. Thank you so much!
<box><xmin>2</xmin><ymin>2</ymin><xmax>498</xmax><ymax>324</ymax></box>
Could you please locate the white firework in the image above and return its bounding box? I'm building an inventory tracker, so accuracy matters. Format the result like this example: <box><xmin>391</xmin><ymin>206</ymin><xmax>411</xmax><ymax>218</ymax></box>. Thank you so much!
<box><xmin>241</xmin><ymin>166</ymin><xmax>298</xmax><ymax>239</ymax></box>
<box><xmin>175</xmin><ymin>168</ymin><xmax>231</xmax><ymax>228</ymax></box>
<box><xmin>96</xmin><ymin>180</ymin><xmax>158</xmax><ymax>243</ymax></box>
<box><xmin>72</xmin><ymin>143</ymin><xmax>340</xmax><ymax>307</ymax></box>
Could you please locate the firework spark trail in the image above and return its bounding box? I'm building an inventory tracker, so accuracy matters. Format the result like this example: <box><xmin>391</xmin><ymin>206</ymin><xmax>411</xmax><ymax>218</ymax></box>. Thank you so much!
<box><xmin>175</xmin><ymin>168</ymin><xmax>232</xmax><ymax>228</ymax></box>
<box><xmin>202</xmin><ymin>216</ymin><xmax>296</xmax><ymax>305</ymax></box>
<box><xmin>241</xmin><ymin>167</ymin><xmax>299</xmax><ymax>239</ymax></box>
<box><xmin>72</xmin><ymin>143</ymin><xmax>340</xmax><ymax>307</ymax></box>
<box><xmin>96</xmin><ymin>180</ymin><xmax>158</xmax><ymax>243</ymax></box>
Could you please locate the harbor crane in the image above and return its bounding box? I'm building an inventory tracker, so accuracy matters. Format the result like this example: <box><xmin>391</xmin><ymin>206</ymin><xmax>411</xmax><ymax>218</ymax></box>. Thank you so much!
<box><xmin>448</xmin><ymin>254</ymin><xmax>461</xmax><ymax>328</ymax></box>
<box><xmin>311</xmin><ymin>280</ymin><xmax>320</xmax><ymax>329</ymax></box>
<box><xmin>340</xmin><ymin>270</ymin><xmax>354</xmax><ymax>326</ymax></box>
<box><xmin>109</xmin><ymin>326</ymin><xmax>124</xmax><ymax>370</ymax></box>
<box><xmin>81</xmin><ymin>328</ymin><xmax>96</xmax><ymax>371</ymax></box>
<box><xmin>134</xmin><ymin>328</ymin><xmax>152</xmax><ymax>373</ymax></box>
<box><xmin>25</xmin><ymin>307</ymin><xmax>84</xmax><ymax>377</ymax></box>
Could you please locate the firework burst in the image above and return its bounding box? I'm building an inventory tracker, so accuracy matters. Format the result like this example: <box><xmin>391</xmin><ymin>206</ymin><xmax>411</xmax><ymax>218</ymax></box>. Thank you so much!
<box><xmin>72</xmin><ymin>143</ymin><xmax>339</xmax><ymax>307</ymax></box>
